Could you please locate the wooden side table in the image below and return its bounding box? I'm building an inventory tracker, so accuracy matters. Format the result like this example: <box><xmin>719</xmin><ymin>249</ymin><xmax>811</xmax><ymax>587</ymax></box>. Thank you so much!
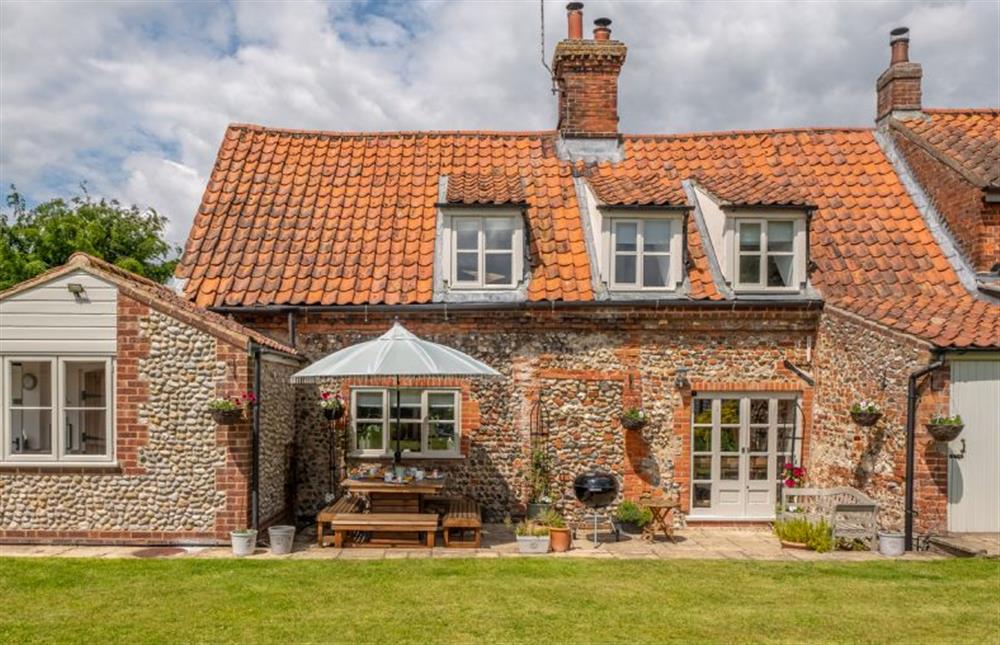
<box><xmin>642</xmin><ymin>499</ymin><xmax>680</xmax><ymax>543</ymax></box>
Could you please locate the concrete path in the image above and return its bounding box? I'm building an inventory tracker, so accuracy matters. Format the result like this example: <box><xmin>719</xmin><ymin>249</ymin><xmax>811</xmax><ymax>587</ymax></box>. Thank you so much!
<box><xmin>929</xmin><ymin>532</ymin><xmax>1000</xmax><ymax>557</ymax></box>
<box><xmin>0</xmin><ymin>525</ymin><xmax>946</xmax><ymax>561</ymax></box>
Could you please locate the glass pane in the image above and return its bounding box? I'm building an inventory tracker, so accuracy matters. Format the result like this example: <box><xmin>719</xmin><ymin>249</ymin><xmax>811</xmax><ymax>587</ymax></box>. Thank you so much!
<box><xmin>739</xmin><ymin>223</ymin><xmax>761</xmax><ymax>251</ymax></box>
<box><xmin>10</xmin><ymin>361</ymin><xmax>52</xmax><ymax>407</ymax></box>
<box><xmin>767</xmin><ymin>221</ymin><xmax>794</xmax><ymax>253</ymax></box>
<box><xmin>767</xmin><ymin>254</ymin><xmax>793</xmax><ymax>287</ymax></box>
<box><xmin>428</xmin><ymin>421</ymin><xmax>456</xmax><ymax>452</ymax></box>
<box><xmin>693</xmin><ymin>455</ymin><xmax>712</xmax><ymax>480</ymax></box>
<box><xmin>693</xmin><ymin>427</ymin><xmax>711</xmax><ymax>452</ymax></box>
<box><xmin>356</xmin><ymin>422</ymin><xmax>383</xmax><ymax>451</ymax></box>
<box><xmin>719</xmin><ymin>399</ymin><xmax>740</xmax><ymax>424</ymax></box>
<box><xmin>64</xmin><ymin>362</ymin><xmax>106</xmax><ymax>408</ymax></box>
<box><xmin>390</xmin><ymin>421</ymin><xmax>422</xmax><ymax>453</ymax></box>
<box><xmin>614</xmin><ymin>254</ymin><xmax>637</xmax><ymax>285</ymax></box>
<box><xmin>776</xmin><ymin>455</ymin><xmax>792</xmax><ymax>479</ymax></box>
<box><xmin>389</xmin><ymin>392</ymin><xmax>422</xmax><ymax>420</ymax></box>
<box><xmin>720</xmin><ymin>456</ymin><xmax>739</xmax><ymax>480</ymax></box>
<box><xmin>692</xmin><ymin>399</ymin><xmax>713</xmax><ymax>425</ymax></box>
<box><xmin>739</xmin><ymin>255</ymin><xmax>760</xmax><ymax>285</ymax></box>
<box><xmin>693</xmin><ymin>483</ymin><xmax>712</xmax><ymax>508</ymax></box>
<box><xmin>614</xmin><ymin>222</ymin><xmax>637</xmax><ymax>252</ymax></box>
<box><xmin>642</xmin><ymin>255</ymin><xmax>669</xmax><ymax>288</ymax></box>
<box><xmin>64</xmin><ymin>410</ymin><xmax>107</xmax><ymax>455</ymax></box>
<box><xmin>643</xmin><ymin>220</ymin><xmax>671</xmax><ymax>252</ymax></box>
<box><xmin>455</xmin><ymin>252</ymin><xmax>478</xmax><ymax>283</ymax></box>
<box><xmin>484</xmin><ymin>218</ymin><xmax>514</xmax><ymax>250</ymax></box>
<box><xmin>749</xmin><ymin>399</ymin><xmax>769</xmax><ymax>424</ymax></box>
<box><xmin>777</xmin><ymin>399</ymin><xmax>795</xmax><ymax>425</ymax></box>
<box><xmin>10</xmin><ymin>410</ymin><xmax>53</xmax><ymax>454</ymax></box>
<box><xmin>750</xmin><ymin>427</ymin><xmax>769</xmax><ymax>452</ymax></box>
<box><xmin>485</xmin><ymin>253</ymin><xmax>513</xmax><ymax>285</ymax></box>
<box><xmin>427</xmin><ymin>393</ymin><xmax>455</xmax><ymax>421</ymax></box>
<box><xmin>455</xmin><ymin>218</ymin><xmax>479</xmax><ymax>250</ymax></box>
<box><xmin>749</xmin><ymin>456</ymin><xmax>769</xmax><ymax>480</ymax></box>
<box><xmin>777</xmin><ymin>427</ymin><xmax>794</xmax><ymax>453</ymax></box>
<box><xmin>356</xmin><ymin>392</ymin><xmax>383</xmax><ymax>419</ymax></box>
<box><xmin>720</xmin><ymin>427</ymin><xmax>739</xmax><ymax>453</ymax></box>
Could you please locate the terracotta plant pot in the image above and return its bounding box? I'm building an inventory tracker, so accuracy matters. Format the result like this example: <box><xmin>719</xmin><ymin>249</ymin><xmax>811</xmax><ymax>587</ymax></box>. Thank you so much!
<box><xmin>211</xmin><ymin>408</ymin><xmax>244</xmax><ymax>425</ymax></box>
<box><xmin>926</xmin><ymin>423</ymin><xmax>964</xmax><ymax>443</ymax></box>
<box><xmin>850</xmin><ymin>411</ymin><xmax>882</xmax><ymax>427</ymax></box>
<box><xmin>620</xmin><ymin>415</ymin><xmax>648</xmax><ymax>431</ymax></box>
<box><xmin>549</xmin><ymin>527</ymin><xmax>572</xmax><ymax>552</ymax></box>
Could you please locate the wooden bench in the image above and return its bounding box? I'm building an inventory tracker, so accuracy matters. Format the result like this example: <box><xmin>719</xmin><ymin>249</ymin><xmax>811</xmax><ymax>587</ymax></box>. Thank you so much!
<box><xmin>316</xmin><ymin>495</ymin><xmax>362</xmax><ymax>547</ymax></box>
<box><xmin>442</xmin><ymin>499</ymin><xmax>482</xmax><ymax>548</ymax></box>
<box><xmin>781</xmin><ymin>487</ymin><xmax>879</xmax><ymax>550</ymax></box>
<box><xmin>330</xmin><ymin>513</ymin><xmax>439</xmax><ymax>548</ymax></box>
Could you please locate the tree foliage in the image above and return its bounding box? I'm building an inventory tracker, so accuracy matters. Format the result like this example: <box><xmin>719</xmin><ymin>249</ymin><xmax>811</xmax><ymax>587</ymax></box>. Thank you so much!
<box><xmin>0</xmin><ymin>186</ymin><xmax>178</xmax><ymax>290</ymax></box>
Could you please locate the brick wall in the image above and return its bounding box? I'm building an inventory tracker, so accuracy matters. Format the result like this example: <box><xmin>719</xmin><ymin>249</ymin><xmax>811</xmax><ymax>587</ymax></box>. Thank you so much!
<box><xmin>893</xmin><ymin>130</ymin><xmax>998</xmax><ymax>273</ymax></box>
<box><xmin>876</xmin><ymin>64</ymin><xmax>922</xmax><ymax>122</ymax></box>
<box><xmin>553</xmin><ymin>40</ymin><xmax>626</xmax><ymax>138</ymax></box>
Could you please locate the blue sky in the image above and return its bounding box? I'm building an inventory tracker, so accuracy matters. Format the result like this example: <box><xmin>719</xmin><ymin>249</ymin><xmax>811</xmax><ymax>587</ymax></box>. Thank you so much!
<box><xmin>1</xmin><ymin>0</ymin><xmax>997</xmax><ymax>248</ymax></box>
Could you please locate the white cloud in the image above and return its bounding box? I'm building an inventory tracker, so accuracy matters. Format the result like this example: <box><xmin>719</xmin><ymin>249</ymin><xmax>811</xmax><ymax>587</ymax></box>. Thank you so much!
<box><xmin>1</xmin><ymin>0</ymin><xmax>997</xmax><ymax>248</ymax></box>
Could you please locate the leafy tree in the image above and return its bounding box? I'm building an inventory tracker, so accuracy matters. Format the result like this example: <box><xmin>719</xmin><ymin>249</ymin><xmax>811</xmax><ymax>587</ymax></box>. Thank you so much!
<box><xmin>0</xmin><ymin>186</ymin><xmax>179</xmax><ymax>290</ymax></box>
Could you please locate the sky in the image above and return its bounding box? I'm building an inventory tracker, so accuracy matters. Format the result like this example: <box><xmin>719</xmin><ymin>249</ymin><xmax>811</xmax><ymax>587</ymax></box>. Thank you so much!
<box><xmin>1</xmin><ymin>0</ymin><xmax>998</xmax><ymax>249</ymax></box>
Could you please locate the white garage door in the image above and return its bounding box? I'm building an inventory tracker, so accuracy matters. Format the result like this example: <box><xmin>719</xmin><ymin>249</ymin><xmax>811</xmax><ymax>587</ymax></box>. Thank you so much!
<box><xmin>948</xmin><ymin>359</ymin><xmax>1000</xmax><ymax>533</ymax></box>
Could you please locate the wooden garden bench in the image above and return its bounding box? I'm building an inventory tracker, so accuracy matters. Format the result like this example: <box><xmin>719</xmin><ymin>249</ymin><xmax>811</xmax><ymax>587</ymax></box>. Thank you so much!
<box><xmin>781</xmin><ymin>487</ymin><xmax>878</xmax><ymax>550</ymax></box>
<box><xmin>330</xmin><ymin>513</ymin><xmax>439</xmax><ymax>548</ymax></box>
<box><xmin>316</xmin><ymin>494</ymin><xmax>362</xmax><ymax>547</ymax></box>
<box><xmin>442</xmin><ymin>499</ymin><xmax>482</xmax><ymax>548</ymax></box>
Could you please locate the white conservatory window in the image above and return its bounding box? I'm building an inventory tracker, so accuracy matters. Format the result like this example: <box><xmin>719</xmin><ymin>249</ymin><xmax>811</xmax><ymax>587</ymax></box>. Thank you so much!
<box><xmin>350</xmin><ymin>389</ymin><xmax>460</xmax><ymax>458</ymax></box>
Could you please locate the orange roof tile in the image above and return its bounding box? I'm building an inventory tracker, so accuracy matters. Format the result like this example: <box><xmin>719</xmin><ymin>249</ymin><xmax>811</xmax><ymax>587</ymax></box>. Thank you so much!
<box><xmin>177</xmin><ymin>123</ymin><xmax>1000</xmax><ymax>348</ymax></box>
<box><xmin>893</xmin><ymin>109</ymin><xmax>1000</xmax><ymax>188</ymax></box>
<box><xmin>692</xmin><ymin>170</ymin><xmax>814</xmax><ymax>208</ymax></box>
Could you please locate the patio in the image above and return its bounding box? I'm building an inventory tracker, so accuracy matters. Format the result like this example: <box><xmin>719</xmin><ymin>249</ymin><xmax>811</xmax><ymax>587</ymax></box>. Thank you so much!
<box><xmin>0</xmin><ymin>525</ymin><xmax>947</xmax><ymax>561</ymax></box>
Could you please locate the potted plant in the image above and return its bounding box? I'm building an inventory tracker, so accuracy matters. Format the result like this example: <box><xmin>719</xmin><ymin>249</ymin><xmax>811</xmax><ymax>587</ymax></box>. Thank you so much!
<box><xmin>781</xmin><ymin>462</ymin><xmax>806</xmax><ymax>489</ymax></box>
<box><xmin>926</xmin><ymin>414</ymin><xmax>964</xmax><ymax>442</ymax></box>
<box><xmin>319</xmin><ymin>389</ymin><xmax>346</xmax><ymax>421</ymax></box>
<box><xmin>850</xmin><ymin>400</ymin><xmax>882</xmax><ymax>426</ymax></box>
<box><xmin>230</xmin><ymin>528</ymin><xmax>258</xmax><ymax>557</ymax></box>
<box><xmin>772</xmin><ymin>517</ymin><xmax>833</xmax><ymax>552</ymax></box>
<box><xmin>209</xmin><ymin>391</ymin><xmax>255</xmax><ymax>424</ymax></box>
<box><xmin>524</xmin><ymin>449</ymin><xmax>552</xmax><ymax>519</ymax></box>
<box><xmin>539</xmin><ymin>508</ymin><xmax>572</xmax><ymax>552</ymax></box>
<box><xmin>514</xmin><ymin>520</ymin><xmax>550</xmax><ymax>554</ymax></box>
<box><xmin>620</xmin><ymin>407</ymin><xmax>648</xmax><ymax>431</ymax></box>
<box><xmin>614</xmin><ymin>500</ymin><xmax>653</xmax><ymax>535</ymax></box>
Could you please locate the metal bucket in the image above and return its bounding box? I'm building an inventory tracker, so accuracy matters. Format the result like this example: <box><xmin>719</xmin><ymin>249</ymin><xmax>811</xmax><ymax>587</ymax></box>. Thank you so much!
<box><xmin>230</xmin><ymin>530</ymin><xmax>257</xmax><ymax>557</ymax></box>
<box><xmin>879</xmin><ymin>531</ymin><xmax>905</xmax><ymax>557</ymax></box>
<box><xmin>268</xmin><ymin>525</ymin><xmax>296</xmax><ymax>555</ymax></box>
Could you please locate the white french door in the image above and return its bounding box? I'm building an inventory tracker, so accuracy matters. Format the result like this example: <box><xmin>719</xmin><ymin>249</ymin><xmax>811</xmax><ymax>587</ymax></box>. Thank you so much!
<box><xmin>690</xmin><ymin>394</ymin><xmax>799</xmax><ymax>519</ymax></box>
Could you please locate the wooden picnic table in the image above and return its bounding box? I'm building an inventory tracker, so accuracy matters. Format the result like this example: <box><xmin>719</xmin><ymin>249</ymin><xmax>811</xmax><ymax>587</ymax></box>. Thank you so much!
<box><xmin>341</xmin><ymin>476</ymin><xmax>446</xmax><ymax>513</ymax></box>
<box><xmin>642</xmin><ymin>499</ymin><xmax>680</xmax><ymax>543</ymax></box>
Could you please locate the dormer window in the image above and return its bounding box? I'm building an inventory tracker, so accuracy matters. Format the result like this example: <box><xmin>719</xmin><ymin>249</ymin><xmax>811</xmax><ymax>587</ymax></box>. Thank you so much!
<box><xmin>727</xmin><ymin>215</ymin><xmax>807</xmax><ymax>292</ymax></box>
<box><xmin>444</xmin><ymin>210</ymin><xmax>524</xmax><ymax>290</ymax></box>
<box><xmin>601</xmin><ymin>213</ymin><xmax>684</xmax><ymax>291</ymax></box>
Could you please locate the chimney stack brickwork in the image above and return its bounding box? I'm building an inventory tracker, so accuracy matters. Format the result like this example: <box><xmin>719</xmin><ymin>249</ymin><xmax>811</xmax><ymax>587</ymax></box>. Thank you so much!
<box><xmin>876</xmin><ymin>28</ymin><xmax>922</xmax><ymax>123</ymax></box>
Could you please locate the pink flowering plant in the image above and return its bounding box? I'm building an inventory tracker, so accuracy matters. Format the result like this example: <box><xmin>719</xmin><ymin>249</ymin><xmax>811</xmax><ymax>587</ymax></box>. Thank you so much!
<box><xmin>319</xmin><ymin>389</ymin><xmax>345</xmax><ymax>412</ymax></box>
<box><xmin>209</xmin><ymin>391</ymin><xmax>256</xmax><ymax>411</ymax></box>
<box><xmin>781</xmin><ymin>462</ymin><xmax>806</xmax><ymax>488</ymax></box>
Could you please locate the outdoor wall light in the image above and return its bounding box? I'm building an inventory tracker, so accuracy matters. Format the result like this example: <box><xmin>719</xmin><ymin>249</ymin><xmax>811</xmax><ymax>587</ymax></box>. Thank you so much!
<box><xmin>674</xmin><ymin>367</ymin><xmax>690</xmax><ymax>390</ymax></box>
<box><xmin>67</xmin><ymin>283</ymin><xmax>85</xmax><ymax>295</ymax></box>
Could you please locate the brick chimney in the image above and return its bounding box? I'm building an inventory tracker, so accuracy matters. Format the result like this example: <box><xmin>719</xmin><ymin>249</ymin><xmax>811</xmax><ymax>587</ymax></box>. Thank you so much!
<box><xmin>876</xmin><ymin>27</ymin><xmax>922</xmax><ymax>123</ymax></box>
<box><xmin>552</xmin><ymin>3</ymin><xmax>627</xmax><ymax>139</ymax></box>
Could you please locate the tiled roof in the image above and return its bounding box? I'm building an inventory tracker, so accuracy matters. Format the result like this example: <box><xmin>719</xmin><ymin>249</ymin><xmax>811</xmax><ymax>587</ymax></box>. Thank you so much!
<box><xmin>586</xmin><ymin>171</ymin><xmax>687</xmax><ymax>206</ymax></box>
<box><xmin>445</xmin><ymin>170</ymin><xmax>527</xmax><ymax>205</ymax></box>
<box><xmin>893</xmin><ymin>109</ymin><xmax>1000</xmax><ymax>188</ymax></box>
<box><xmin>177</xmin><ymin>124</ymin><xmax>1000</xmax><ymax>348</ymax></box>
<box><xmin>692</xmin><ymin>170</ymin><xmax>814</xmax><ymax>208</ymax></box>
<box><xmin>1</xmin><ymin>253</ymin><xmax>298</xmax><ymax>356</ymax></box>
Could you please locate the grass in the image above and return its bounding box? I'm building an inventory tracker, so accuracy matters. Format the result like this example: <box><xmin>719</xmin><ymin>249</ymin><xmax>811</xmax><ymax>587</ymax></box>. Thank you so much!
<box><xmin>1</xmin><ymin>557</ymin><xmax>998</xmax><ymax>644</ymax></box>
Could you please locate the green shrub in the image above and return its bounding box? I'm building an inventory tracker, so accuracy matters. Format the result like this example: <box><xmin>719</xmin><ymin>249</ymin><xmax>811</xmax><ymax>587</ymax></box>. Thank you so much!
<box><xmin>773</xmin><ymin>517</ymin><xmax>834</xmax><ymax>553</ymax></box>
<box><xmin>538</xmin><ymin>508</ymin><xmax>566</xmax><ymax>529</ymax></box>
<box><xmin>929</xmin><ymin>414</ymin><xmax>962</xmax><ymax>425</ymax></box>
<box><xmin>514</xmin><ymin>521</ymin><xmax>550</xmax><ymax>537</ymax></box>
<box><xmin>615</xmin><ymin>501</ymin><xmax>653</xmax><ymax>528</ymax></box>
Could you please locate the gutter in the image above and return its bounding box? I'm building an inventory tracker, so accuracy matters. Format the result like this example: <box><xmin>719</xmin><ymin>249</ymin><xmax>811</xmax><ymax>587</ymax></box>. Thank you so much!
<box><xmin>904</xmin><ymin>355</ymin><xmax>944</xmax><ymax>551</ymax></box>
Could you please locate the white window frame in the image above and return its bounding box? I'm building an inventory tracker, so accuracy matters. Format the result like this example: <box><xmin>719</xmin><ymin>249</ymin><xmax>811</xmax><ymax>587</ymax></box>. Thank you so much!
<box><xmin>602</xmin><ymin>213</ymin><xmax>684</xmax><ymax>291</ymax></box>
<box><xmin>1</xmin><ymin>355</ymin><xmax>115</xmax><ymax>465</ymax></box>
<box><xmin>445</xmin><ymin>210</ymin><xmax>524</xmax><ymax>290</ymax></box>
<box><xmin>727</xmin><ymin>215</ymin><xmax>806</xmax><ymax>293</ymax></box>
<box><xmin>349</xmin><ymin>388</ymin><xmax>462</xmax><ymax>458</ymax></box>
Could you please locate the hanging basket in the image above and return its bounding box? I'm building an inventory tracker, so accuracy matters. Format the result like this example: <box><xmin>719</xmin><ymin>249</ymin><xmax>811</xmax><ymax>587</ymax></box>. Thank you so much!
<box><xmin>211</xmin><ymin>408</ymin><xmax>245</xmax><ymax>425</ymax></box>
<box><xmin>620</xmin><ymin>415</ymin><xmax>648</xmax><ymax>431</ymax></box>
<box><xmin>926</xmin><ymin>423</ymin><xmax>964</xmax><ymax>443</ymax></box>
<box><xmin>323</xmin><ymin>407</ymin><xmax>345</xmax><ymax>422</ymax></box>
<box><xmin>850</xmin><ymin>411</ymin><xmax>882</xmax><ymax>427</ymax></box>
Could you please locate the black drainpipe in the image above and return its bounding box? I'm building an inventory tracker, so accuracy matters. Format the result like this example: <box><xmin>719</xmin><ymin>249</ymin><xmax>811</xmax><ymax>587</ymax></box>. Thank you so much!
<box><xmin>904</xmin><ymin>356</ymin><xmax>944</xmax><ymax>551</ymax></box>
<box><xmin>251</xmin><ymin>344</ymin><xmax>263</xmax><ymax>533</ymax></box>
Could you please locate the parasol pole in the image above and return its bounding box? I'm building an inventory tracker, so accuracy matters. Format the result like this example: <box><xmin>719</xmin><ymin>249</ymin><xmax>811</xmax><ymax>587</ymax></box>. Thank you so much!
<box><xmin>394</xmin><ymin>374</ymin><xmax>402</xmax><ymax>465</ymax></box>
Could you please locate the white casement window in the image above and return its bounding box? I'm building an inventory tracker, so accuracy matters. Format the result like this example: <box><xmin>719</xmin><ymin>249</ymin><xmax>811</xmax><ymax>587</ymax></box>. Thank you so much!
<box><xmin>449</xmin><ymin>213</ymin><xmax>523</xmax><ymax>289</ymax></box>
<box><xmin>2</xmin><ymin>356</ymin><xmax>114</xmax><ymax>464</ymax></box>
<box><xmin>350</xmin><ymin>389</ymin><xmax>460</xmax><ymax>458</ymax></box>
<box><xmin>608</xmin><ymin>217</ymin><xmax>681</xmax><ymax>290</ymax></box>
<box><xmin>734</xmin><ymin>219</ymin><xmax>800</xmax><ymax>290</ymax></box>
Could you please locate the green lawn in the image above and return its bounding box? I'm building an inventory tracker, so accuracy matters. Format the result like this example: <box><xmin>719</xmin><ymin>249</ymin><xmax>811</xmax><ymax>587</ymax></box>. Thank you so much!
<box><xmin>1</xmin><ymin>558</ymin><xmax>997</xmax><ymax>644</ymax></box>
